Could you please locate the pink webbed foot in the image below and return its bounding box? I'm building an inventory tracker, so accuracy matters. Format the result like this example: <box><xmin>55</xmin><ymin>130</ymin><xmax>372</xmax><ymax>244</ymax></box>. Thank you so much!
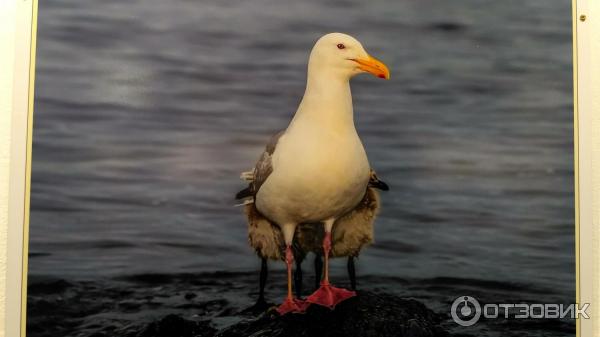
<box><xmin>305</xmin><ymin>282</ymin><xmax>356</xmax><ymax>309</ymax></box>
<box><xmin>276</xmin><ymin>297</ymin><xmax>310</xmax><ymax>315</ymax></box>
<box><xmin>306</xmin><ymin>230</ymin><xmax>356</xmax><ymax>309</ymax></box>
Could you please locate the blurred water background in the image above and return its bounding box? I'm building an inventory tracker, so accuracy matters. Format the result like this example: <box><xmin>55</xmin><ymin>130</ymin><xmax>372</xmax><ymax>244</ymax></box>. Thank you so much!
<box><xmin>30</xmin><ymin>0</ymin><xmax>574</xmax><ymax>332</ymax></box>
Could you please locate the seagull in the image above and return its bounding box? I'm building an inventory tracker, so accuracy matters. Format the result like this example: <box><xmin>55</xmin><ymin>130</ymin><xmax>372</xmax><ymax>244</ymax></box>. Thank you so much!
<box><xmin>236</xmin><ymin>32</ymin><xmax>389</xmax><ymax>315</ymax></box>
<box><xmin>240</xmin><ymin>170</ymin><xmax>389</xmax><ymax>311</ymax></box>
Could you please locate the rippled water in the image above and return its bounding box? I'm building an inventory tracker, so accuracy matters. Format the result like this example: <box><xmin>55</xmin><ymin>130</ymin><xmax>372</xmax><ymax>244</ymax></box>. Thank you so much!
<box><xmin>30</xmin><ymin>0</ymin><xmax>574</xmax><ymax>317</ymax></box>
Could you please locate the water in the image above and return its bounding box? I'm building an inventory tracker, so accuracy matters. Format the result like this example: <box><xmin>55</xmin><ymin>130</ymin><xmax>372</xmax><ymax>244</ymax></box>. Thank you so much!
<box><xmin>30</xmin><ymin>0</ymin><xmax>574</xmax><ymax>324</ymax></box>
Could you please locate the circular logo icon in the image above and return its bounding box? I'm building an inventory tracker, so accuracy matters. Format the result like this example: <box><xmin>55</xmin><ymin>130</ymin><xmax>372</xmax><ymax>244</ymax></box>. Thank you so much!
<box><xmin>451</xmin><ymin>296</ymin><xmax>481</xmax><ymax>326</ymax></box>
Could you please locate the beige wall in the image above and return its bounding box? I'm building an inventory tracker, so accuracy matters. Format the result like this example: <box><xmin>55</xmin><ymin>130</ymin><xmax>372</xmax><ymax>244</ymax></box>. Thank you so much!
<box><xmin>0</xmin><ymin>1</ymin><xmax>18</xmax><ymax>336</ymax></box>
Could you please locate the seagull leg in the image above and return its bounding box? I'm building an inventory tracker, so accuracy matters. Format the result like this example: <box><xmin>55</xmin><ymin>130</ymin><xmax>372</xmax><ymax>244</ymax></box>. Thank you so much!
<box><xmin>314</xmin><ymin>253</ymin><xmax>323</xmax><ymax>290</ymax></box>
<box><xmin>347</xmin><ymin>256</ymin><xmax>356</xmax><ymax>291</ymax></box>
<box><xmin>276</xmin><ymin>245</ymin><xmax>309</xmax><ymax>315</ymax></box>
<box><xmin>306</xmin><ymin>220</ymin><xmax>356</xmax><ymax>309</ymax></box>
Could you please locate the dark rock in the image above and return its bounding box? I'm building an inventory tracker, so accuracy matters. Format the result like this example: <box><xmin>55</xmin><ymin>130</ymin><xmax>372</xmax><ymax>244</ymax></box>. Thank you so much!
<box><xmin>137</xmin><ymin>314</ymin><xmax>216</xmax><ymax>337</ymax></box>
<box><xmin>217</xmin><ymin>291</ymin><xmax>449</xmax><ymax>337</ymax></box>
<box><xmin>239</xmin><ymin>298</ymin><xmax>274</xmax><ymax>315</ymax></box>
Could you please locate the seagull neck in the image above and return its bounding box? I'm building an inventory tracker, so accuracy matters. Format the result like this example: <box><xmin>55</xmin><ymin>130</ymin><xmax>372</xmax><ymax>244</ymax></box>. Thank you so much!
<box><xmin>292</xmin><ymin>76</ymin><xmax>354</xmax><ymax>129</ymax></box>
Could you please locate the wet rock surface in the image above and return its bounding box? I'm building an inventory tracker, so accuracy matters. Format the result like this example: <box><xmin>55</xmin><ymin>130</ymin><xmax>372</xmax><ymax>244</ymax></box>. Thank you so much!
<box><xmin>26</xmin><ymin>273</ymin><xmax>447</xmax><ymax>337</ymax></box>
<box><xmin>137</xmin><ymin>314</ymin><xmax>216</xmax><ymax>337</ymax></box>
<box><xmin>27</xmin><ymin>272</ymin><xmax>575</xmax><ymax>337</ymax></box>
<box><xmin>219</xmin><ymin>291</ymin><xmax>448</xmax><ymax>337</ymax></box>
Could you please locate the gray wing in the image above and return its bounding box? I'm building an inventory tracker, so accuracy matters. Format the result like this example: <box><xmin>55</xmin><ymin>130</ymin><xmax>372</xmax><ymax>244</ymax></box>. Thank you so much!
<box><xmin>235</xmin><ymin>130</ymin><xmax>284</xmax><ymax>200</ymax></box>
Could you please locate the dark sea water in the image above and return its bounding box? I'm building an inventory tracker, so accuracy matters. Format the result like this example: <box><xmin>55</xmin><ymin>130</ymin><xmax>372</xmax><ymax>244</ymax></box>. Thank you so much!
<box><xmin>29</xmin><ymin>0</ymin><xmax>574</xmax><ymax>335</ymax></box>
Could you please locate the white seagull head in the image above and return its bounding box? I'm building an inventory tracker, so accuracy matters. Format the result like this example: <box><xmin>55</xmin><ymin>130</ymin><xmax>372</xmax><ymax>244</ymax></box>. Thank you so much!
<box><xmin>307</xmin><ymin>32</ymin><xmax>390</xmax><ymax>82</ymax></box>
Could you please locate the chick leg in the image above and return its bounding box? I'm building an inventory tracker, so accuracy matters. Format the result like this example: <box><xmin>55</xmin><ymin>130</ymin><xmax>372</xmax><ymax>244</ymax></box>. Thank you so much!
<box><xmin>259</xmin><ymin>257</ymin><xmax>268</xmax><ymax>301</ymax></box>
<box><xmin>294</xmin><ymin>256</ymin><xmax>303</xmax><ymax>298</ymax></box>
<box><xmin>241</xmin><ymin>258</ymin><xmax>270</xmax><ymax>314</ymax></box>
<box><xmin>314</xmin><ymin>253</ymin><xmax>323</xmax><ymax>290</ymax></box>
<box><xmin>347</xmin><ymin>256</ymin><xmax>356</xmax><ymax>291</ymax></box>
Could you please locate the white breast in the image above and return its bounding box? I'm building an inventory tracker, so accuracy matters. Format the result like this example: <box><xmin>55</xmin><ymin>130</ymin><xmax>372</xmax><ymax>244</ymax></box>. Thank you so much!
<box><xmin>255</xmin><ymin>126</ymin><xmax>370</xmax><ymax>226</ymax></box>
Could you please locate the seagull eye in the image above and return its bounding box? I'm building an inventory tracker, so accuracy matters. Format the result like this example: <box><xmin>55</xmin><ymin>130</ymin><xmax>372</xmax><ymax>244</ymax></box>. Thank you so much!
<box><xmin>337</xmin><ymin>43</ymin><xmax>345</xmax><ymax>50</ymax></box>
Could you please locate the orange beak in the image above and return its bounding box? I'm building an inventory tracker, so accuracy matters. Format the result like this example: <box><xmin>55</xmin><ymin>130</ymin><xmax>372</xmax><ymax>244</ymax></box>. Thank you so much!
<box><xmin>352</xmin><ymin>55</ymin><xmax>390</xmax><ymax>80</ymax></box>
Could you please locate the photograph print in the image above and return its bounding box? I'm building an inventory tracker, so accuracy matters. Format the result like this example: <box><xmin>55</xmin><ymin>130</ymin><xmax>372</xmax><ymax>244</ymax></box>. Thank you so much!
<box><xmin>27</xmin><ymin>1</ymin><xmax>575</xmax><ymax>336</ymax></box>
